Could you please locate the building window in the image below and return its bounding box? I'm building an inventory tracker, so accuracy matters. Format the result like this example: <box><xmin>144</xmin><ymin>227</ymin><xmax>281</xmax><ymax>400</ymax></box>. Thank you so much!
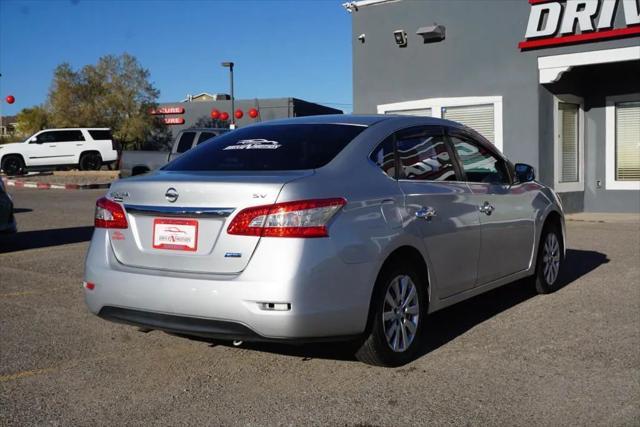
<box><xmin>442</xmin><ymin>104</ymin><xmax>495</xmax><ymax>144</ymax></box>
<box><xmin>385</xmin><ymin>108</ymin><xmax>432</xmax><ymax>117</ymax></box>
<box><xmin>558</xmin><ymin>102</ymin><xmax>579</xmax><ymax>183</ymax></box>
<box><xmin>553</xmin><ymin>95</ymin><xmax>584</xmax><ymax>193</ymax></box>
<box><xmin>377</xmin><ymin>96</ymin><xmax>503</xmax><ymax>151</ymax></box>
<box><xmin>606</xmin><ymin>94</ymin><xmax>640</xmax><ymax>190</ymax></box>
<box><xmin>615</xmin><ymin>102</ymin><xmax>640</xmax><ymax>181</ymax></box>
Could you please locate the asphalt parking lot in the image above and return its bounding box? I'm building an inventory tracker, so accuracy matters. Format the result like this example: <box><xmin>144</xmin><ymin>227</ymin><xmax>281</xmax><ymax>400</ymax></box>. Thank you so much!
<box><xmin>1</xmin><ymin>188</ymin><xmax>638</xmax><ymax>426</ymax></box>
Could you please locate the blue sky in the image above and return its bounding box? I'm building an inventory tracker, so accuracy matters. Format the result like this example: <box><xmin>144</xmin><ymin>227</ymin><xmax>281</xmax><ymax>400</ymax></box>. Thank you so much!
<box><xmin>0</xmin><ymin>0</ymin><xmax>353</xmax><ymax>116</ymax></box>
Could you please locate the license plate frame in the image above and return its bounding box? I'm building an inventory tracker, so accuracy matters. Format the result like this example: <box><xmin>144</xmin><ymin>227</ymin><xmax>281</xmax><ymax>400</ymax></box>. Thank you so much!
<box><xmin>152</xmin><ymin>218</ymin><xmax>199</xmax><ymax>252</ymax></box>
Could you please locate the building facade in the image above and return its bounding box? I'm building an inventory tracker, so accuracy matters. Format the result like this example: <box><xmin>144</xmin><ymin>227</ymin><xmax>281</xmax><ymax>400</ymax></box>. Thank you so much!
<box><xmin>346</xmin><ymin>0</ymin><xmax>640</xmax><ymax>213</ymax></box>
<box><xmin>152</xmin><ymin>97</ymin><xmax>341</xmax><ymax>138</ymax></box>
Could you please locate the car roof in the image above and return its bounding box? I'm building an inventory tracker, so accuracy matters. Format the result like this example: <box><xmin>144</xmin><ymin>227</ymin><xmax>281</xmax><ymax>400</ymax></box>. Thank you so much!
<box><xmin>39</xmin><ymin>128</ymin><xmax>111</xmax><ymax>131</ymax></box>
<box><xmin>253</xmin><ymin>114</ymin><xmax>467</xmax><ymax>129</ymax></box>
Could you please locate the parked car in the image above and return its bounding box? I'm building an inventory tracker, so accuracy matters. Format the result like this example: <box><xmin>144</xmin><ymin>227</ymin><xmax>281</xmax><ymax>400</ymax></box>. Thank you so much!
<box><xmin>0</xmin><ymin>128</ymin><xmax>118</xmax><ymax>176</ymax></box>
<box><xmin>118</xmin><ymin>128</ymin><xmax>228</xmax><ymax>178</ymax></box>
<box><xmin>0</xmin><ymin>179</ymin><xmax>17</xmax><ymax>233</ymax></box>
<box><xmin>84</xmin><ymin>115</ymin><xmax>565</xmax><ymax>367</ymax></box>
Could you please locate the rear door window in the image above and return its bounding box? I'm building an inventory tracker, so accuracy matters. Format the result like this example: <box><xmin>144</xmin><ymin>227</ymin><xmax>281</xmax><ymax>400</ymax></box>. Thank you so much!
<box><xmin>164</xmin><ymin>124</ymin><xmax>366</xmax><ymax>171</ymax></box>
<box><xmin>396</xmin><ymin>126</ymin><xmax>457</xmax><ymax>181</ymax></box>
<box><xmin>175</xmin><ymin>132</ymin><xmax>196</xmax><ymax>153</ymax></box>
<box><xmin>196</xmin><ymin>132</ymin><xmax>217</xmax><ymax>145</ymax></box>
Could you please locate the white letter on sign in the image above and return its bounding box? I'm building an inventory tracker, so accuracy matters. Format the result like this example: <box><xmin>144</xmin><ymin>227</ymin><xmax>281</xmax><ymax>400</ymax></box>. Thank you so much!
<box><xmin>623</xmin><ymin>0</ymin><xmax>640</xmax><ymax>25</ymax></box>
<box><xmin>525</xmin><ymin>3</ymin><xmax>562</xmax><ymax>38</ymax></box>
<box><xmin>560</xmin><ymin>0</ymin><xmax>599</xmax><ymax>34</ymax></box>
<box><xmin>597</xmin><ymin>0</ymin><xmax>617</xmax><ymax>30</ymax></box>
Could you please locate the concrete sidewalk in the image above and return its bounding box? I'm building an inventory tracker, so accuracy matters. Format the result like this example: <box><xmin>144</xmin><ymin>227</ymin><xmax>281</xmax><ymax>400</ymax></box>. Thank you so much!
<box><xmin>566</xmin><ymin>212</ymin><xmax>640</xmax><ymax>224</ymax></box>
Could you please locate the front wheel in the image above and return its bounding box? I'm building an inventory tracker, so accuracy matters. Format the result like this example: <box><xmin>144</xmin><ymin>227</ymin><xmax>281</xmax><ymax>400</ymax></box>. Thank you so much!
<box><xmin>532</xmin><ymin>226</ymin><xmax>564</xmax><ymax>294</ymax></box>
<box><xmin>1</xmin><ymin>155</ymin><xmax>25</xmax><ymax>176</ymax></box>
<box><xmin>355</xmin><ymin>262</ymin><xmax>427</xmax><ymax>367</ymax></box>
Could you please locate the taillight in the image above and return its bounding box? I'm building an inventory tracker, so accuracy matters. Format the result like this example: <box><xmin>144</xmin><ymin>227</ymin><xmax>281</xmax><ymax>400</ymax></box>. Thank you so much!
<box><xmin>227</xmin><ymin>198</ymin><xmax>346</xmax><ymax>238</ymax></box>
<box><xmin>95</xmin><ymin>197</ymin><xmax>128</xmax><ymax>229</ymax></box>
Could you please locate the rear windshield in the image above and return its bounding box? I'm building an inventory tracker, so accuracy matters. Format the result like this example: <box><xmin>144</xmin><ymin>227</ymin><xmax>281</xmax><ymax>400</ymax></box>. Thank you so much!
<box><xmin>163</xmin><ymin>124</ymin><xmax>366</xmax><ymax>171</ymax></box>
<box><xmin>88</xmin><ymin>130</ymin><xmax>112</xmax><ymax>140</ymax></box>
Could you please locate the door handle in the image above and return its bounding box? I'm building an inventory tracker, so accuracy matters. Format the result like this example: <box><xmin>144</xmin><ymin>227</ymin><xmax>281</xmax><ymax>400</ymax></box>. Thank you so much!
<box><xmin>415</xmin><ymin>206</ymin><xmax>437</xmax><ymax>221</ymax></box>
<box><xmin>49</xmin><ymin>144</ymin><xmax>57</xmax><ymax>147</ymax></box>
<box><xmin>479</xmin><ymin>201</ymin><xmax>495</xmax><ymax>215</ymax></box>
<box><xmin>76</xmin><ymin>144</ymin><xmax>84</xmax><ymax>146</ymax></box>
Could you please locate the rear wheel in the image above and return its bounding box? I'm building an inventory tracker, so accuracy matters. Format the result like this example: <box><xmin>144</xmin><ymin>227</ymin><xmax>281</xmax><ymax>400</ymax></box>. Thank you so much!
<box><xmin>532</xmin><ymin>225</ymin><xmax>564</xmax><ymax>294</ymax></box>
<box><xmin>355</xmin><ymin>262</ymin><xmax>427</xmax><ymax>367</ymax></box>
<box><xmin>79</xmin><ymin>152</ymin><xmax>102</xmax><ymax>171</ymax></box>
<box><xmin>1</xmin><ymin>155</ymin><xmax>25</xmax><ymax>176</ymax></box>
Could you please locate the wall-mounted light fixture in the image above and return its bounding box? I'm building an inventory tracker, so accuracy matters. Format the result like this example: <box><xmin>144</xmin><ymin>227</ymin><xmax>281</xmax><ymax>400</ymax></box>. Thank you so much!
<box><xmin>358</xmin><ymin>33</ymin><xmax>366</xmax><ymax>43</ymax></box>
<box><xmin>416</xmin><ymin>24</ymin><xmax>446</xmax><ymax>43</ymax></box>
<box><xmin>393</xmin><ymin>30</ymin><xmax>408</xmax><ymax>47</ymax></box>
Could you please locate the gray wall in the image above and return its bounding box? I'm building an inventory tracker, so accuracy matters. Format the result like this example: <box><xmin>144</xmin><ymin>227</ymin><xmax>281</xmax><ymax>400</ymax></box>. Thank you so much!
<box><xmin>351</xmin><ymin>0</ymin><xmax>640</xmax><ymax>212</ymax></box>
<box><xmin>545</xmin><ymin>61</ymin><xmax>640</xmax><ymax>213</ymax></box>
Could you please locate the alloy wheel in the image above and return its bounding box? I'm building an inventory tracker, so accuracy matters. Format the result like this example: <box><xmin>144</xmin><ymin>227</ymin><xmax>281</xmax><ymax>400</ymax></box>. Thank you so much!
<box><xmin>382</xmin><ymin>275</ymin><xmax>420</xmax><ymax>353</ymax></box>
<box><xmin>543</xmin><ymin>233</ymin><xmax>561</xmax><ymax>285</ymax></box>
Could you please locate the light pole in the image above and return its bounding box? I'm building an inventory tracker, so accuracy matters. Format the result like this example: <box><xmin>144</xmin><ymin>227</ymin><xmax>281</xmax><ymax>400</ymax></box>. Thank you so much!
<box><xmin>221</xmin><ymin>62</ymin><xmax>235</xmax><ymax>129</ymax></box>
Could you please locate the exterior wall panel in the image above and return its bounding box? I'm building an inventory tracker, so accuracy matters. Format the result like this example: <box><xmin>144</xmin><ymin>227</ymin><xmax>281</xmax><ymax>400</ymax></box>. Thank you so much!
<box><xmin>351</xmin><ymin>0</ymin><xmax>640</xmax><ymax>212</ymax></box>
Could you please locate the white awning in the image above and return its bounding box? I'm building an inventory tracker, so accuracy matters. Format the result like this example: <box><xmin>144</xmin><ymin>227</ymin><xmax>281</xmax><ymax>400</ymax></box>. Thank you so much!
<box><xmin>538</xmin><ymin>46</ymin><xmax>640</xmax><ymax>84</ymax></box>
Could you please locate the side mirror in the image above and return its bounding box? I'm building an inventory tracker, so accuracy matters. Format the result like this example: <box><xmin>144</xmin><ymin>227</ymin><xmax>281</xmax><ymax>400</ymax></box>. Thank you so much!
<box><xmin>29</xmin><ymin>137</ymin><xmax>39</xmax><ymax>144</ymax></box>
<box><xmin>515</xmin><ymin>163</ymin><xmax>535</xmax><ymax>183</ymax></box>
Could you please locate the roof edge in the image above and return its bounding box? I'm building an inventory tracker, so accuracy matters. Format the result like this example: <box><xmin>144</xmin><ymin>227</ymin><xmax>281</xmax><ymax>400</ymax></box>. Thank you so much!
<box><xmin>342</xmin><ymin>0</ymin><xmax>401</xmax><ymax>13</ymax></box>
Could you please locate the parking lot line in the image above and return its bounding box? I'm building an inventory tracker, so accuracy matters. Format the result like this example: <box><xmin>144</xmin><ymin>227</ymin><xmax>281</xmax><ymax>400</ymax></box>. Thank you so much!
<box><xmin>0</xmin><ymin>368</ymin><xmax>56</xmax><ymax>383</ymax></box>
<box><xmin>0</xmin><ymin>286</ymin><xmax>67</xmax><ymax>299</ymax></box>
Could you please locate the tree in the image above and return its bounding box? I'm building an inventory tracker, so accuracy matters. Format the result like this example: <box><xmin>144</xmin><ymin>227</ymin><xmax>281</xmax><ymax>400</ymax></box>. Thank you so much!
<box><xmin>46</xmin><ymin>53</ymin><xmax>164</xmax><ymax>149</ymax></box>
<box><xmin>15</xmin><ymin>106</ymin><xmax>50</xmax><ymax>136</ymax></box>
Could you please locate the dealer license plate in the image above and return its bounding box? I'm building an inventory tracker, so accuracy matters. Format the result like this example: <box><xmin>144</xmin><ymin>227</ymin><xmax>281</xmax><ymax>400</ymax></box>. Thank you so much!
<box><xmin>152</xmin><ymin>218</ymin><xmax>198</xmax><ymax>251</ymax></box>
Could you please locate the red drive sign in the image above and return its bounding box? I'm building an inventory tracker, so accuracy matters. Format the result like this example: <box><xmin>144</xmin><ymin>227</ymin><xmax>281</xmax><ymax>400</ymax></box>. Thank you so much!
<box><xmin>519</xmin><ymin>0</ymin><xmax>640</xmax><ymax>50</ymax></box>
<box><xmin>163</xmin><ymin>117</ymin><xmax>185</xmax><ymax>125</ymax></box>
<box><xmin>149</xmin><ymin>106</ymin><xmax>185</xmax><ymax>115</ymax></box>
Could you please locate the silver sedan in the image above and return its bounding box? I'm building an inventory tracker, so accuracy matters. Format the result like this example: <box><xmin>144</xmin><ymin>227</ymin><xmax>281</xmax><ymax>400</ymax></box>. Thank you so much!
<box><xmin>84</xmin><ymin>115</ymin><xmax>565</xmax><ymax>366</ymax></box>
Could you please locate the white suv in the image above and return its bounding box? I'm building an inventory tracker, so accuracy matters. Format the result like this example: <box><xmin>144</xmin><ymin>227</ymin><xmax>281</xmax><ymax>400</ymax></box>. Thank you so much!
<box><xmin>0</xmin><ymin>128</ymin><xmax>118</xmax><ymax>175</ymax></box>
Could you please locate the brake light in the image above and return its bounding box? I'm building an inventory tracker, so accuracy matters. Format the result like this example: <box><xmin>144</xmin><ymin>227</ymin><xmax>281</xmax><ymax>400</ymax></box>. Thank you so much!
<box><xmin>95</xmin><ymin>197</ymin><xmax>128</xmax><ymax>229</ymax></box>
<box><xmin>227</xmin><ymin>198</ymin><xmax>346</xmax><ymax>238</ymax></box>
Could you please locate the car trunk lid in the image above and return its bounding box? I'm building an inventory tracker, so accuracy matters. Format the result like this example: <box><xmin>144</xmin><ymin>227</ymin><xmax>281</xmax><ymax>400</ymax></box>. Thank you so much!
<box><xmin>107</xmin><ymin>170</ymin><xmax>311</xmax><ymax>274</ymax></box>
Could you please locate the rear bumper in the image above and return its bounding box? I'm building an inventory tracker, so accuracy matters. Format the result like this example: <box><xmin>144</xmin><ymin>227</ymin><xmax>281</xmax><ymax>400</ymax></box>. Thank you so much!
<box><xmin>99</xmin><ymin>306</ymin><xmax>262</xmax><ymax>341</ymax></box>
<box><xmin>84</xmin><ymin>229</ymin><xmax>376</xmax><ymax>340</ymax></box>
<box><xmin>98</xmin><ymin>306</ymin><xmax>359</xmax><ymax>343</ymax></box>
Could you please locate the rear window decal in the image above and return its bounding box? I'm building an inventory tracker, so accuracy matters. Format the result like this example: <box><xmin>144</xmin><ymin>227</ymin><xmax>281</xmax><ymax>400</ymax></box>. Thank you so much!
<box><xmin>223</xmin><ymin>139</ymin><xmax>281</xmax><ymax>150</ymax></box>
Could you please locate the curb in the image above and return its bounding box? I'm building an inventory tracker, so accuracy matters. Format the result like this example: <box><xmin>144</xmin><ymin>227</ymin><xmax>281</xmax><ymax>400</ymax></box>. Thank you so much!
<box><xmin>1</xmin><ymin>177</ymin><xmax>111</xmax><ymax>191</ymax></box>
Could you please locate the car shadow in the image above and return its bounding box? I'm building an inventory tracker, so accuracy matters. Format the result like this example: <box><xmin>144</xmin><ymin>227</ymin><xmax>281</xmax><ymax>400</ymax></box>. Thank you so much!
<box><xmin>187</xmin><ymin>249</ymin><xmax>609</xmax><ymax>364</ymax></box>
<box><xmin>0</xmin><ymin>226</ymin><xmax>94</xmax><ymax>253</ymax></box>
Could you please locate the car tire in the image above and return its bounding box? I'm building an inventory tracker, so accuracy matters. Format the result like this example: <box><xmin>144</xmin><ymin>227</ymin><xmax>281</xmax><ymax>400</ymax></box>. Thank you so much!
<box><xmin>355</xmin><ymin>261</ymin><xmax>427</xmax><ymax>367</ymax></box>
<box><xmin>79</xmin><ymin>153</ymin><xmax>102</xmax><ymax>171</ymax></box>
<box><xmin>1</xmin><ymin>155</ymin><xmax>25</xmax><ymax>176</ymax></box>
<box><xmin>532</xmin><ymin>224</ymin><xmax>564</xmax><ymax>294</ymax></box>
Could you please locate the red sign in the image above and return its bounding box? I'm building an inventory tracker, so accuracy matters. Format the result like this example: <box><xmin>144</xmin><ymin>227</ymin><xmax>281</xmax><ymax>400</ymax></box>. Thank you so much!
<box><xmin>519</xmin><ymin>0</ymin><xmax>640</xmax><ymax>50</ymax></box>
<box><xmin>162</xmin><ymin>117</ymin><xmax>185</xmax><ymax>125</ymax></box>
<box><xmin>150</xmin><ymin>106</ymin><xmax>185</xmax><ymax>115</ymax></box>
